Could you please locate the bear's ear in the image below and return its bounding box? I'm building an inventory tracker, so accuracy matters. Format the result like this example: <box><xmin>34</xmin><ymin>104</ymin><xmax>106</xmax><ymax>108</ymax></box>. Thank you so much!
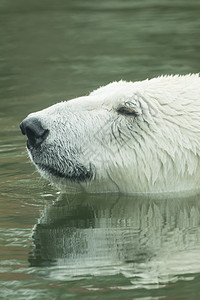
<box><xmin>117</xmin><ymin>101</ymin><xmax>139</xmax><ymax>117</ymax></box>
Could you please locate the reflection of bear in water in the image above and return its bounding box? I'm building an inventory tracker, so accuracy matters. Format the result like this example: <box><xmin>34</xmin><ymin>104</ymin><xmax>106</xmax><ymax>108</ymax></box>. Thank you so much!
<box><xmin>21</xmin><ymin>75</ymin><xmax>200</xmax><ymax>194</ymax></box>
<box><xmin>29</xmin><ymin>193</ymin><xmax>200</xmax><ymax>283</ymax></box>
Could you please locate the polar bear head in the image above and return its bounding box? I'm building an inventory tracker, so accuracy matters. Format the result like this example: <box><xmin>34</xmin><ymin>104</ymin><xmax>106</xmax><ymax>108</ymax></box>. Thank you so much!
<box><xmin>20</xmin><ymin>74</ymin><xmax>200</xmax><ymax>194</ymax></box>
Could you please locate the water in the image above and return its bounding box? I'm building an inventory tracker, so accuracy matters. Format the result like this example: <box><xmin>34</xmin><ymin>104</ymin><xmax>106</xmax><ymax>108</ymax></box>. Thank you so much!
<box><xmin>1</xmin><ymin>0</ymin><xmax>200</xmax><ymax>298</ymax></box>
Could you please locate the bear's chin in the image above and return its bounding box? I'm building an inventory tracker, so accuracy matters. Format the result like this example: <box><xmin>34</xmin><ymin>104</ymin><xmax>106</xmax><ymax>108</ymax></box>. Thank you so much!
<box><xmin>34</xmin><ymin>162</ymin><xmax>94</xmax><ymax>182</ymax></box>
<box><xmin>26</xmin><ymin>144</ymin><xmax>94</xmax><ymax>184</ymax></box>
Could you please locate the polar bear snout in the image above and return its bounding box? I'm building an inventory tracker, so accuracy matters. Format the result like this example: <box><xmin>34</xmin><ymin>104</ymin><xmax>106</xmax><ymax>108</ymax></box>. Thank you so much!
<box><xmin>20</xmin><ymin>117</ymin><xmax>49</xmax><ymax>149</ymax></box>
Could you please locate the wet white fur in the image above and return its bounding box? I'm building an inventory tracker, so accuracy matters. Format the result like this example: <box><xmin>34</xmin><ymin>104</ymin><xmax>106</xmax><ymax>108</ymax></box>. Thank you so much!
<box><xmin>26</xmin><ymin>74</ymin><xmax>200</xmax><ymax>194</ymax></box>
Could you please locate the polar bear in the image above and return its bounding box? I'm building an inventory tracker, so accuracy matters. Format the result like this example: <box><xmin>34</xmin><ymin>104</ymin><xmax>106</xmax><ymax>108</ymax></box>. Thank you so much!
<box><xmin>20</xmin><ymin>74</ymin><xmax>200</xmax><ymax>194</ymax></box>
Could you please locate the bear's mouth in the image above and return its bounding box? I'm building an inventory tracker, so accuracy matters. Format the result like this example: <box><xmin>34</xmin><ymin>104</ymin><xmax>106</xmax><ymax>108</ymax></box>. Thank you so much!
<box><xmin>36</xmin><ymin>163</ymin><xmax>94</xmax><ymax>182</ymax></box>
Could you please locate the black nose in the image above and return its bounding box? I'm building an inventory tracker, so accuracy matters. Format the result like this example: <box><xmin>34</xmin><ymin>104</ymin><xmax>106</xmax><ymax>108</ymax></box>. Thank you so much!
<box><xmin>20</xmin><ymin>117</ymin><xmax>49</xmax><ymax>148</ymax></box>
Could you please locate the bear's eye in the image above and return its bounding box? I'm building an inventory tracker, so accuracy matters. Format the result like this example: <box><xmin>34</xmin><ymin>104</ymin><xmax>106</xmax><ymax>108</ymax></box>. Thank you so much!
<box><xmin>117</xmin><ymin>105</ymin><xmax>137</xmax><ymax>117</ymax></box>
